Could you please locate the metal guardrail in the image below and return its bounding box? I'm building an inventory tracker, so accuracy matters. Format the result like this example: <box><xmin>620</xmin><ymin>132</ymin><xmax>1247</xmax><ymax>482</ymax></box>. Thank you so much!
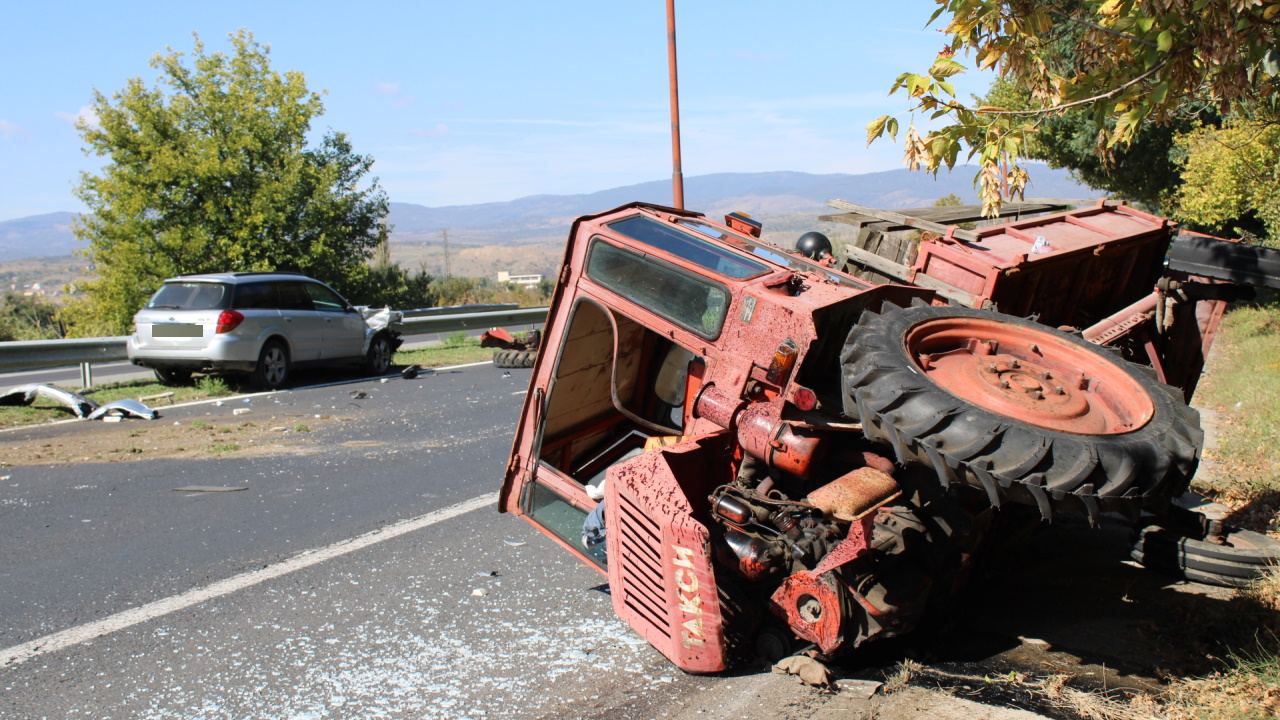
<box><xmin>395</xmin><ymin>307</ymin><xmax>546</xmax><ymax>335</ymax></box>
<box><xmin>0</xmin><ymin>305</ymin><xmax>549</xmax><ymax>385</ymax></box>
<box><xmin>401</xmin><ymin>303</ymin><xmax>518</xmax><ymax>318</ymax></box>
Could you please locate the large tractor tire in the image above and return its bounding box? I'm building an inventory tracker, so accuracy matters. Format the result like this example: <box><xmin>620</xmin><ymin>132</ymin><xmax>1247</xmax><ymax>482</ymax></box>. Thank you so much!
<box><xmin>841</xmin><ymin>303</ymin><xmax>1202</xmax><ymax>520</ymax></box>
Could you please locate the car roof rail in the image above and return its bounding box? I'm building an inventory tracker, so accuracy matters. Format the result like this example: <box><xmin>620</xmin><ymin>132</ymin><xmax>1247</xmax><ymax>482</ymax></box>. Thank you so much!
<box><xmin>231</xmin><ymin>271</ymin><xmax>308</xmax><ymax>277</ymax></box>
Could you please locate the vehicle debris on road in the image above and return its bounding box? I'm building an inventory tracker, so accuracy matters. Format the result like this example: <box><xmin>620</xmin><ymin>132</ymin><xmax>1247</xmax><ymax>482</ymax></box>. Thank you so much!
<box><xmin>0</xmin><ymin>383</ymin><xmax>158</xmax><ymax>421</ymax></box>
<box><xmin>772</xmin><ymin>655</ymin><xmax>837</xmax><ymax>690</ymax></box>
<box><xmin>86</xmin><ymin>399</ymin><xmax>158</xmax><ymax>421</ymax></box>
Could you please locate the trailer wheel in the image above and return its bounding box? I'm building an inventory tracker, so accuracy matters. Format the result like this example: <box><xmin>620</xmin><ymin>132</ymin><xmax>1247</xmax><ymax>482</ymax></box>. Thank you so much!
<box><xmin>1131</xmin><ymin>524</ymin><xmax>1280</xmax><ymax>588</ymax></box>
<box><xmin>493</xmin><ymin>349</ymin><xmax>536</xmax><ymax>368</ymax></box>
<box><xmin>841</xmin><ymin>303</ymin><xmax>1202</xmax><ymax>519</ymax></box>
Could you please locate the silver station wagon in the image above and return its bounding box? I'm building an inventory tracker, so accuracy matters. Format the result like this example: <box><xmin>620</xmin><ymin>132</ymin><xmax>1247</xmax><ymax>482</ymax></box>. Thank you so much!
<box><xmin>127</xmin><ymin>272</ymin><xmax>397</xmax><ymax>389</ymax></box>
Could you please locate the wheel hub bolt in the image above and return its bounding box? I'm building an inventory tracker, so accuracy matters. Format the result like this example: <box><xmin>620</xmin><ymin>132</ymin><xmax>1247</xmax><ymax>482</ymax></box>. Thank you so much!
<box><xmin>985</xmin><ymin>363</ymin><xmax>998</xmax><ymax>373</ymax></box>
<box><xmin>1009</xmin><ymin>358</ymin><xmax>1020</xmax><ymax>368</ymax></box>
<box><xmin>1054</xmin><ymin>386</ymin><xmax>1065</xmax><ymax>395</ymax></box>
<box><xmin>1043</xmin><ymin>371</ymin><xmax>1053</xmax><ymax>380</ymax></box>
<box><xmin>999</xmin><ymin>380</ymin><xmax>1011</xmax><ymax>389</ymax></box>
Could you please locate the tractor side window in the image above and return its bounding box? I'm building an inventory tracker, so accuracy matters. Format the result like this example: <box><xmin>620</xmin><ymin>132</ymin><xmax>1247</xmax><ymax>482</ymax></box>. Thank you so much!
<box><xmin>586</xmin><ymin>240</ymin><xmax>730</xmax><ymax>339</ymax></box>
<box><xmin>528</xmin><ymin>298</ymin><xmax>704</xmax><ymax>569</ymax></box>
<box><xmin>537</xmin><ymin>299</ymin><xmax>701</xmax><ymax>486</ymax></box>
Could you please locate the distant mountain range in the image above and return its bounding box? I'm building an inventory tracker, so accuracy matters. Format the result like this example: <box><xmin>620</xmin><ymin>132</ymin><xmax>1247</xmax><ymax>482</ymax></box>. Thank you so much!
<box><xmin>0</xmin><ymin>212</ymin><xmax>80</xmax><ymax>262</ymax></box>
<box><xmin>0</xmin><ymin>166</ymin><xmax>1096</xmax><ymax>262</ymax></box>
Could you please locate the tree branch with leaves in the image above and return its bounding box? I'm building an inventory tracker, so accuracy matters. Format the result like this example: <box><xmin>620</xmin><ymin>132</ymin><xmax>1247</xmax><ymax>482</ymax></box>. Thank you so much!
<box><xmin>867</xmin><ymin>0</ymin><xmax>1280</xmax><ymax>216</ymax></box>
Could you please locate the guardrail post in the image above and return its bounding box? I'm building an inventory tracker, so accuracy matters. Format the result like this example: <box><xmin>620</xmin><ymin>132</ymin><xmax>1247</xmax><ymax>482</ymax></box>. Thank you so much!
<box><xmin>80</xmin><ymin>362</ymin><xmax>93</xmax><ymax>389</ymax></box>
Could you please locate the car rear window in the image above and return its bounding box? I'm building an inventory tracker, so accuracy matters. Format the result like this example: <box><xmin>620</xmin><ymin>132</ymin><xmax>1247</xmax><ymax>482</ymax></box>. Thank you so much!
<box><xmin>147</xmin><ymin>282</ymin><xmax>232</xmax><ymax>310</ymax></box>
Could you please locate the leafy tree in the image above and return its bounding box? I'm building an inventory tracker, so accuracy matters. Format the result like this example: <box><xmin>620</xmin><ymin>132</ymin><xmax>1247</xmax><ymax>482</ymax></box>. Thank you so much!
<box><xmin>867</xmin><ymin>1</ymin><xmax>1280</xmax><ymax>215</ymax></box>
<box><xmin>980</xmin><ymin>78</ymin><xmax>1219</xmax><ymax>212</ymax></box>
<box><xmin>1173</xmin><ymin>119</ymin><xmax>1280</xmax><ymax>244</ymax></box>
<box><xmin>67</xmin><ymin>30</ymin><xmax>389</xmax><ymax>335</ymax></box>
<box><xmin>0</xmin><ymin>292</ymin><xmax>66</xmax><ymax>341</ymax></box>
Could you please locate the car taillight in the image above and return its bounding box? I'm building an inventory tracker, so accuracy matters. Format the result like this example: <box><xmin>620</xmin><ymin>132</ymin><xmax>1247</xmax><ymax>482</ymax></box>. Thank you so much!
<box><xmin>216</xmin><ymin>310</ymin><xmax>245</xmax><ymax>334</ymax></box>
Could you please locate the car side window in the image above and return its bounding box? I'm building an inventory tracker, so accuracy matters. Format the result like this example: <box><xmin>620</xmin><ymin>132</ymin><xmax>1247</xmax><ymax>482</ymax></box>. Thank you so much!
<box><xmin>277</xmin><ymin>282</ymin><xmax>315</xmax><ymax>311</ymax></box>
<box><xmin>303</xmin><ymin>283</ymin><xmax>348</xmax><ymax>313</ymax></box>
<box><xmin>234</xmin><ymin>282</ymin><xmax>278</xmax><ymax>310</ymax></box>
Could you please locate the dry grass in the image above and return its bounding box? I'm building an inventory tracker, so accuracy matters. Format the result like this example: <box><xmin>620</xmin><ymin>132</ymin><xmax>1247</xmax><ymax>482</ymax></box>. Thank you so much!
<box><xmin>881</xmin><ymin>658</ymin><xmax>923</xmax><ymax>694</ymax></box>
<box><xmin>1158</xmin><ymin>568</ymin><xmax>1280</xmax><ymax>720</ymax></box>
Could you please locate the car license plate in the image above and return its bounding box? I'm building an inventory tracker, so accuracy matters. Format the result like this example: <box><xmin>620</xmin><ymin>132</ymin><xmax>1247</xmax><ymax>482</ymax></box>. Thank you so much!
<box><xmin>153</xmin><ymin>324</ymin><xmax>203</xmax><ymax>338</ymax></box>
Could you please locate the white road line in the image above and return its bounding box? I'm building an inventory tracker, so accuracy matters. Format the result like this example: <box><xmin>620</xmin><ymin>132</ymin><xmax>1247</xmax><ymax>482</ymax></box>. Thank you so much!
<box><xmin>0</xmin><ymin>492</ymin><xmax>499</xmax><ymax>667</ymax></box>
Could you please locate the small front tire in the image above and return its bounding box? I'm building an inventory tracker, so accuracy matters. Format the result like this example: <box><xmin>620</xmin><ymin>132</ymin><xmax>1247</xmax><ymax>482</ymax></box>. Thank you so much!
<box><xmin>251</xmin><ymin>340</ymin><xmax>290</xmax><ymax>390</ymax></box>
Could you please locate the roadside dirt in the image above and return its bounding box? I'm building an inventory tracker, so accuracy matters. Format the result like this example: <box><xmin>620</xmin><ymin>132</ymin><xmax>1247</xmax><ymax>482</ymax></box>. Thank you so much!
<box><xmin>0</xmin><ymin>401</ymin><xmax>350</xmax><ymax>467</ymax></box>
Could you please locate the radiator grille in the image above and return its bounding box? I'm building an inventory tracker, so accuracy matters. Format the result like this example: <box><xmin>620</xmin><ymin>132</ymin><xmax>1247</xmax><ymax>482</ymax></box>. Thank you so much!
<box><xmin>615</xmin><ymin>490</ymin><xmax>669</xmax><ymax>635</ymax></box>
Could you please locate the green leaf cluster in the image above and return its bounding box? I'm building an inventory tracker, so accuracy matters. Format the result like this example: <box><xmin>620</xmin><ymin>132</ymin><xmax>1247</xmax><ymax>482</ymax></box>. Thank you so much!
<box><xmin>1173</xmin><ymin>120</ymin><xmax>1280</xmax><ymax>246</ymax></box>
<box><xmin>67</xmin><ymin>30</ymin><xmax>389</xmax><ymax>335</ymax></box>
<box><xmin>878</xmin><ymin>0</ymin><xmax>1280</xmax><ymax>216</ymax></box>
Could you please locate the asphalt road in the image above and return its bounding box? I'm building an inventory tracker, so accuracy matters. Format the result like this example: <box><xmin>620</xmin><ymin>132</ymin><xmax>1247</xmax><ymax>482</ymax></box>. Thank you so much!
<box><xmin>1</xmin><ymin>363</ymin><xmax>669</xmax><ymax>719</ymax></box>
<box><xmin>1</xmin><ymin>363</ymin><xmax>873</xmax><ymax>720</ymax></box>
<box><xmin>0</xmin><ymin>360</ymin><xmax>1242</xmax><ymax>720</ymax></box>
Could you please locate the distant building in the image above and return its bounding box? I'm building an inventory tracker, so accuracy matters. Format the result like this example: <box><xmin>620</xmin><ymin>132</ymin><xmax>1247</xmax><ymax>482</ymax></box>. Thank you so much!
<box><xmin>497</xmin><ymin>271</ymin><xmax>543</xmax><ymax>288</ymax></box>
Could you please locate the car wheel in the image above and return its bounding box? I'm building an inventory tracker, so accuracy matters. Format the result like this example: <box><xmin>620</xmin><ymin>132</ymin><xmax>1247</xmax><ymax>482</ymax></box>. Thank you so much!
<box><xmin>251</xmin><ymin>339</ymin><xmax>290</xmax><ymax>390</ymax></box>
<box><xmin>154</xmin><ymin>368</ymin><xmax>193</xmax><ymax>386</ymax></box>
<box><xmin>364</xmin><ymin>333</ymin><xmax>393</xmax><ymax>375</ymax></box>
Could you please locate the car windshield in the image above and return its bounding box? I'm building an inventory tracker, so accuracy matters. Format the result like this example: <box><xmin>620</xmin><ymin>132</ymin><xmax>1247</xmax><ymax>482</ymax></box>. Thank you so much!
<box><xmin>147</xmin><ymin>282</ymin><xmax>232</xmax><ymax>310</ymax></box>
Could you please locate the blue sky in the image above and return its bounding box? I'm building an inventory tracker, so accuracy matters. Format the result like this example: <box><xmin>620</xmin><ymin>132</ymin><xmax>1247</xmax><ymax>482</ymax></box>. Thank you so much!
<box><xmin>0</xmin><ymin>1</ymin><xmax>993</xmax><ymax>222</ymax></box>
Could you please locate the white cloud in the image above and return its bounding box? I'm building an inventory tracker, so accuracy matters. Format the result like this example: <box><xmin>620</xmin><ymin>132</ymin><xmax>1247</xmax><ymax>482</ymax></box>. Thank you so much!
<box><xmin>377</xmin><ymin>81</ymin><xmax>401</xmax><ymax>96</ymax></box>
<box><xmin>409</xmin><ymin>124</ymin><xmax>451</xmax><ymax>138</ymax></box>
<box><xmin>389</xmin><ymin>96</ymin><xmax>416</xmax><ymax>108</ymax></box>
<box><xmin>53</xmin><ymin>106</ymin><xmax>99</xmax><ymax>128</ymax></box>
<box><xmin>0</xmin><ymin>119</ymin><xmax>26</xmax><ymax>140</ymax></box>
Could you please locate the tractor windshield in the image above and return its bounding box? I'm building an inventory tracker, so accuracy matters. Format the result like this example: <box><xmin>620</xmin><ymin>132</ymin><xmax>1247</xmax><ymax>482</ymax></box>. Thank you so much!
<box><xmin>607</xmin><ymin>215</ymin><xmax>769</xmax><ymax>280</ymax></box>
<box><xmin>586</xmin><ymin>240</ymin><xmax>729</xmax><ymax>338</ymax></box>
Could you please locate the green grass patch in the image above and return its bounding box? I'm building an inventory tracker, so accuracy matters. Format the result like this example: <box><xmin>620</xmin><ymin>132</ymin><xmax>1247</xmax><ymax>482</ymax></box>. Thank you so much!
<box><xmin>207</xmin><ymin>443</ymin><xmax>241</xmax><ymax>453</ymax></box>
<box><xmin>394</xmin><ymin>342</ymin><xmax>493</xmax><ymax>369</ymax></box>
<box><xmin>0</xmin><ymin>377</ymin><xmax>237</xmax><ymax>427</ymax></box>
<box><xmin>1194</xmin><ymin>300</ymin><xmax>1280</xmax><ymax>522</ymax></box>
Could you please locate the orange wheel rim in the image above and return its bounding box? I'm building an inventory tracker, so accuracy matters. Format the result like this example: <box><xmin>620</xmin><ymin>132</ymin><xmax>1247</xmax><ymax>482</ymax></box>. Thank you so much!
<box><xmin>903</xmin><ymin>318</ymin><xmax>1155</xmax><ymax>435</ymax></box>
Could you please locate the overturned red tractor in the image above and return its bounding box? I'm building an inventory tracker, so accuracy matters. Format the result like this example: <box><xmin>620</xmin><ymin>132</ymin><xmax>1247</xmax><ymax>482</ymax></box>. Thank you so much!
<box><xmin>498</xmin><ymin>200</ymin><xmax>1270</xmax><ymax>674</ymax></box>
